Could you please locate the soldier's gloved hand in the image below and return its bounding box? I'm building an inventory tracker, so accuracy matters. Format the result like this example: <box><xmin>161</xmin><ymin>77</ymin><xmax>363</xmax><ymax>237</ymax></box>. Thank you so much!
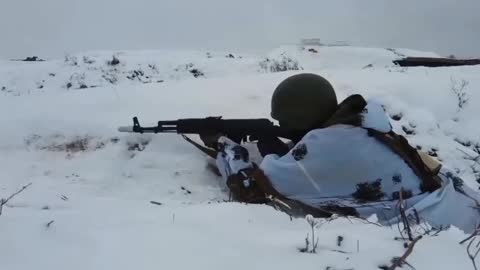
<box><xmin>257</xmin><ymin>136</ymin><xmax>290</xmax><ymax>157</ymax></box>
<box><xmin>199</xmin><ymin>133</ymin><xmax>222</xmax><ymax>149</ymax></box>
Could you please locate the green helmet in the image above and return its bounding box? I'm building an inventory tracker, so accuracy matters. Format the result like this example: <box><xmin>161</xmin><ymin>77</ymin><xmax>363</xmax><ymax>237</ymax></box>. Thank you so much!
<box><xmin>271</xmin><ymin>73</ymin><xmax>338</xmax><ymax>130</ymax></box>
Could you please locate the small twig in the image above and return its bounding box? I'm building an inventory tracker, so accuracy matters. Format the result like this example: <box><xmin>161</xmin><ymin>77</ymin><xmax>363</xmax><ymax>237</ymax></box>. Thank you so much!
<box><xmin>3</xmin><ymin>183</ymin><xmax>33</xmax><ymax>204</ymax></box>
<box><xmin>460</xmin><ymin>224</ymin><xmax>480</xmax><ymax>245</ymax></box>
<box><xmin>180</xmin><ymin>186</ymin><xmax>192</xmax><ymax>194</ymax></box>
<box><xmin>337</xmin><ymin>235</ymin><xmax>344</xmax><ymax>247</ymax></box>
<box><xmin>150</xmin><ymin>201</ymin><xmax>163</xmax><ymax>206</ymax></box>
<box><xmin>313</xmin><ymin>237</ymin><xmax>319</xmax><ymax>253</ymax></box>
<box><xmin>348</xmin><ymin>215</ymin><xmax>383</xmax><ymax>227</ymax></box>
<box><xmin>305</xmin><ymin>215</ymin><xmax>319</xmax><ymax>253</ymax></box>
<box><xmin>413</xmin><ymin>209</ymin><xmax>420</xmax><ymax>224</ymax></box>
<box><xmin>388</xmin><ymin>236</ymin><xmax>422</xmax><ymax>270</ymax></box>
<box><xmin>396</xmin><ymin>220</ymin><xmax>406</xmax><ymax>241</ymax></box>
<box><xmin>46</xmin><ymin>220</ymin><xmax>55</xmax><ymax>228</ymax></box>
<box><xmin>467</xmin><ymin>238</ymin><xmax>480</xmax><ymax>270</ymax></box>
<box><xmin>398</xmin><ymin>188</ymin><xmax>414</xmax><ymax>241</ymax></box>
<box><xmin>432</xmin><ymin>227</ymin><xmax>444</xmax><ymax>237</ymax></box>
<box><xmin>329</xmin><ymin>249</ymin><xmax>349</xmax><ymax>254</ymax></box>
<box><xmin>299</xmin><ymin>234</ymin><xmax>310</xmax><ymax>253</ymax></box>
<box><xmin>0</xmin><ymin>183</ymin><xmax>33</xmax><ymax>216</ymax></box>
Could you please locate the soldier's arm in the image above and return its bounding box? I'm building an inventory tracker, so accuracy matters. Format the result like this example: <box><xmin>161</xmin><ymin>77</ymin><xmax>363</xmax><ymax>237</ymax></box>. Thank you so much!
<box><xmin>183</xmin><ymin>134</ymin><xmax>292</xmax><ymax>203</ymax></box>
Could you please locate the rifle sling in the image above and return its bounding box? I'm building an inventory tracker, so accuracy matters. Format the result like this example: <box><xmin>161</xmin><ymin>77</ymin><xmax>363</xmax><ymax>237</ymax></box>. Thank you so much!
<box><xmin>181</xmin><ymin>135</ymin><xmax>218</xmax><ymax>159</ymax></box>
<box><xmin>365</xmin><ymin>129</ymin><xmax>442</xmax><ymax>193</ymax></box>
<box><xmin>248</xmin><ymin>164</ymin><xmax>359</xmax><ymax>218</ymax></box>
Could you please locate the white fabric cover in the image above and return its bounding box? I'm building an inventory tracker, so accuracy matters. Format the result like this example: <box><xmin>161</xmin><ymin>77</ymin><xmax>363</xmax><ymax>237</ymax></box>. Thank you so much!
<box><xmin>215</xmin><ymin>100</ymin><xmax>480</xmax><ymax>233</ymax></box>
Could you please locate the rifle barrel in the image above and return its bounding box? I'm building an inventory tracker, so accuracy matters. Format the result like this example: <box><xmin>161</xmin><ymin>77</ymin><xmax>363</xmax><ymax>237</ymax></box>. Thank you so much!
<box><xmin>118</xmin><ymin>126</ymin><xmax>134</xmax><ymax>132</ymax></box>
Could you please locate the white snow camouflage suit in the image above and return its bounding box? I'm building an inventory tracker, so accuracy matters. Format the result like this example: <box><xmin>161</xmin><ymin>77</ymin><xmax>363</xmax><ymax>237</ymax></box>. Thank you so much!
<box><xmin>214</xmin><ymin>99</ymin><xmax>480</xmax><ymax>233</ymax></box>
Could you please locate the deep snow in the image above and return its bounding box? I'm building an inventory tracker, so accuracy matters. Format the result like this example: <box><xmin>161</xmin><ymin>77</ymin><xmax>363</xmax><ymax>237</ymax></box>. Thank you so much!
<box><xmin>1</xmin><ymin>45</ymin><xmax>480</xmax><ymax>270</ymax></box>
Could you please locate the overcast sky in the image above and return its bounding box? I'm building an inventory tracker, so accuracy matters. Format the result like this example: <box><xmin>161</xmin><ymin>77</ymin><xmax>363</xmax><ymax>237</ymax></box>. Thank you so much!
<box><xmin>0</xmin><ymin>0</ymin><xmax>479</xmax><ymax>59</ymax></box>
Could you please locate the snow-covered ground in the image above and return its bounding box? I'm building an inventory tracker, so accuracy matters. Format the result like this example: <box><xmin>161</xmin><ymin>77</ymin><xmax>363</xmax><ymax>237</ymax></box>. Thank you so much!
<box><xmin>1</xmin><ymin>45</ymin><xmax>480</xmax><ymax>270</ymax></box>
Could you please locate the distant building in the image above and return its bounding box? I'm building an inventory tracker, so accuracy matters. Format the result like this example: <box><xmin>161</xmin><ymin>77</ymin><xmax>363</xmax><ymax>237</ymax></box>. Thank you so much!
<box><xmin>327</xmin><ymin>40</ymin><xmax>349</xmax><ymax>47</ymax></box>
<box><xmin>300</xmin><ymin>39</ymin><xmax>350</xmax><ymax>47</ymax></box>
<box><xmin>300</xmin><ymin>38</ymin><xmax>322</xmax><ymax>46</ymax></box>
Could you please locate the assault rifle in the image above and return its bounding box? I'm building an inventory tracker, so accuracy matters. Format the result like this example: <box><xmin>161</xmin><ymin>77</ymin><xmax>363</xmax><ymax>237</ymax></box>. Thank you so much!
<box><xmin>118</xmin><ymin>116</ymin><xmax>299</xmax><ymax>142</ymax></box>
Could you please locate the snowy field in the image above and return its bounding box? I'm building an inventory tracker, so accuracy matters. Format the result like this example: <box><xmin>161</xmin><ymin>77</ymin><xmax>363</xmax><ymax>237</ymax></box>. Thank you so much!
<box><xmin>1</xmin><ymin>46</ymin><xmax>480</xmax><ymax>270</ymax></box>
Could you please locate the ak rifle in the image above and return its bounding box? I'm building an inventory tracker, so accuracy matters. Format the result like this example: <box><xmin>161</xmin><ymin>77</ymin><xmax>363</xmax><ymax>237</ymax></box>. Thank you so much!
<box><xmin>118</xmin><ymin>116</ymin><xmax>298</xmax><ymax>143</ymax></box>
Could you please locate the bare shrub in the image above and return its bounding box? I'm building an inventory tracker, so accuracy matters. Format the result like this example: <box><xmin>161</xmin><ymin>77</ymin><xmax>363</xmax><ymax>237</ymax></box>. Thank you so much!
<box><xmin>450</xmin><ymin>77</ymin><xmax>469</xmax><ymax>111</ymax></box>
<box><xmin>64</xmin><ymin>54</ymin><xmax>78</xmax><ymax>66</ymax></box>
<box><xmin>299</xmin><ymin>214</ymin><xmax>319</xmax><ymax>253</ymax></box>
<box><xmin>0</xmin><ymin>183</ymin><xmax>32</xmax><ymax>216</ymax></box>
<box><xmin>107</xmin><ymin>55</ymin><xmax>121</xmax><ymax>66</ymax></box>
<box><xmin>259</xmin><ymin>53</ymin><xmax>302</xmax><ymax>72</ymax></box>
